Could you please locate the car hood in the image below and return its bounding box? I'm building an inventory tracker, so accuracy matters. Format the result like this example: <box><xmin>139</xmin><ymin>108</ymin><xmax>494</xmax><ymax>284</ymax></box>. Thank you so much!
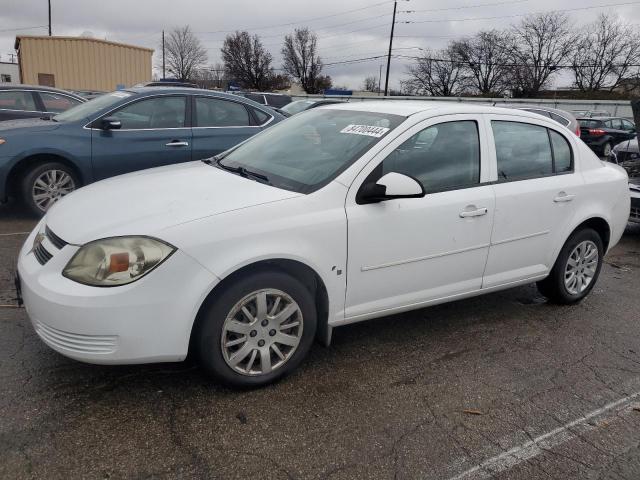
<box><xmin>46</xmin><ymin>161</ymin><xmax>301</xmax><ymax>245</ymax></box>
<box><xmin>0</xmin><ymin>117</ymin><xmax>61</xmax><ymax>133</ymax></box>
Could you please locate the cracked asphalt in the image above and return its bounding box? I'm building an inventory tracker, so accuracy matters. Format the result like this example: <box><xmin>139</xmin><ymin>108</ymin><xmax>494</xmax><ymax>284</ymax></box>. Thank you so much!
<box><xmin>1</xmin><ymin>201</ymin><xmax>640</xmax><ymax>480</ymax></box>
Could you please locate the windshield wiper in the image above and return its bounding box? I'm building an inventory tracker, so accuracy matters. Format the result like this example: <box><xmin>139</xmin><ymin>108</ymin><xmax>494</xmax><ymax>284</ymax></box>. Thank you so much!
<box><xmin>212</xmin><ymin>156</ymin><xmax>270</xmax><ymax>184</ymax></box>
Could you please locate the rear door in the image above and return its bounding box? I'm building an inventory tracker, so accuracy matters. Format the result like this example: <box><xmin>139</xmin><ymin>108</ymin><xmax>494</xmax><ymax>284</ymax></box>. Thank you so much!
<box><xmin>483</xmin><ymin>116</ymin><xmax>583</xmax><ymax>288</ymax></box>
<box><xmin>0</xmin><ymin>90</ymin><xmax>41</xmax><ymax>120</ymax></box>
<box><xmin>90</xmin><ymin>94</ymin><xmax>192</xmax><ymax>180</ymax></box>
<box><xmin>191</xmin><ymin>96</ymin><xmax>267</xmax><ymax>160</ymax></box>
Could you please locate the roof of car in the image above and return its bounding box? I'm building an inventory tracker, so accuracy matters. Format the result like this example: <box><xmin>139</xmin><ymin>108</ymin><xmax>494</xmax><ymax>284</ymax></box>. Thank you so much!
<box><xmin>124</xmin><ymin>87</ymin><xmax>258</xmax><ymax>100</ymax></box>
<box><xmin>323</xmin><ymin>100</ymin><xmax>559</xmax><ymax>119</ymax></box>
<box><xmin>0</xmin><ymin>84</ymin><xmax>84</xmax><ymax>98</ymax></box>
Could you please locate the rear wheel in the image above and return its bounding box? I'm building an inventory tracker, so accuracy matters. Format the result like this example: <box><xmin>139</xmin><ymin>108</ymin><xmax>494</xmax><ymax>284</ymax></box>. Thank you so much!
<box><xmin>21</xmin><ymin>162</ymin><xmax>78</xmax><ymax>216</ymax></box>
<box><xmin>196</xmin><ymin>270</ymin><xmax>317</xmax><ymax>387</ymax></box>
<box><xmin>537</xmin><ymin>228</ymin><xmax>603</xmax><ymax>304</ymax></box>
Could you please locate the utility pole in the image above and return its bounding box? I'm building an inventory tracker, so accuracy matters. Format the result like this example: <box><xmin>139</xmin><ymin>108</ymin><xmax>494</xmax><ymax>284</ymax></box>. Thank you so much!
<box><xmin>162</xmin><ymin>30</ymin><xmax>166</xmax><ymax>79</ymax></box>
<box><xmin>378</xmin><ymin>64</ymin><xmax>382</xmax><ymax>95</ymax></box>
<box><xmin>48</xmin><ymin>0</ymin><xmax>52</xmax><ymax>36</ymax></box>
<box><xmin>384</xmin><ymin>0</ymin><xmax>397</xmax><ymax>97</ymax></box>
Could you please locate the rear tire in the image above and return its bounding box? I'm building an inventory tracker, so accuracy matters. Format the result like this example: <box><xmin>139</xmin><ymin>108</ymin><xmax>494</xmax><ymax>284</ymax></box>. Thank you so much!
<box><xmin>196</xmin><ymin>270</ymin><xmax>317</xmax><ymax>387</ymax></box>
<box><xmin>20</xmin><ymin>162</ymin><xmax>78</xmax><ymax>216</ymax></box>
<box><xmin>537</xmin><ymin>228</ymin><xmax>603</xmax><ymax>304</ymax></box>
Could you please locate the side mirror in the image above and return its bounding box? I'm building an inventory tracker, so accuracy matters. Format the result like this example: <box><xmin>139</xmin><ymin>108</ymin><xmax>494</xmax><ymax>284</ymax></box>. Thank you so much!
<box><xmin>101</xmin><ymin>116</ymin><xmax>121</xmax><ymax>130</ymax></box>
<box><xmin>358</xmin><ymin>172</ymin><xmax>425</xmax><ymax>204</ymax></box>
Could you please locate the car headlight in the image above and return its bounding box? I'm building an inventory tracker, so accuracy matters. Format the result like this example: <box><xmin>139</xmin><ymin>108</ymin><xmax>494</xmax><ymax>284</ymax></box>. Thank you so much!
<box><xmin>63</xmin><ymin>236</ymin><xmax>175</xmax><ymax>287</ymax></box>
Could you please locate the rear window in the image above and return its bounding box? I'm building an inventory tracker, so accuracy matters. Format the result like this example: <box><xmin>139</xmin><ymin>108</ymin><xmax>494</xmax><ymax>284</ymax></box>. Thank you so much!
<box><xmin>0</xmin><ymin>90</ymin><xmax>37</xmax><ymax>111</ymax></box>
<box><xmin>579</xmin><ymin>119</ymin><xmax>603</xmax><ymax>128</ymax></box>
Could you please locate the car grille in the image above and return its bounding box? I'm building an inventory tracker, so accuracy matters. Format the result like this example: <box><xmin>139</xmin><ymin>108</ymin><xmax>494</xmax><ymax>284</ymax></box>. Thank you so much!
<box><xmin>34</xmin><ymin>320</ymin><xmax>118</xmax><ymax>354</ymax></box>
<box><xmin>33</xmin><ymin>242</ymin><xmax>53</xmax><ymax>265</ymax></box>
<box><xmin>45</xmin><ymin>226</ymin><xmax>68</xmax><ymax>250</ymax></box>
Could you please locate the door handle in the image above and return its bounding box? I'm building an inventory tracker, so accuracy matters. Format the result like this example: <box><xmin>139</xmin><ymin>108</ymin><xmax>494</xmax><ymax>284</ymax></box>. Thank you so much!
<box><xmin>166</xmin><ymin>140</ymin><xmax>189</xmax><ymax>147</ymax></box>
<box><xmin>459</xmin><ymin>207</ymin><xmax>488</xmax><ymax>218</ymax></box>
<box><xmin>553</xmin><ymin>192</ymin><xmax>575</xmax><ymax>203</ymax></box>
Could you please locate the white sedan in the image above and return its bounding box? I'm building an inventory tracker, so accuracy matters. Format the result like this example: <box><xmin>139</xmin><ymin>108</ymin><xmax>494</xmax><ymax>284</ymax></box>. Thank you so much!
<box><xmin>17</xmin><ymin>102</ymin><xmax>630</xmax><ymax>387</ymax></box>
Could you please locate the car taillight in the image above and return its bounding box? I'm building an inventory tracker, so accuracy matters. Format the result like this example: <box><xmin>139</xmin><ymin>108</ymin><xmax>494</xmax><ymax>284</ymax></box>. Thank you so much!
<box><xmin>589</xmin><ymin>129</ymin><xmax>606</xmax><ymax>136</ymax></box>
<box><xmin>575</xmin><ymin>125</ymin><xmax>581</xmax><ymax>137</ymax></box>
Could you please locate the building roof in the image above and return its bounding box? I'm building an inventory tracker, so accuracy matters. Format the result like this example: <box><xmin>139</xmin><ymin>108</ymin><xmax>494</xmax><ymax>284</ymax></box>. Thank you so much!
<box><xmin>14</xmin><ymin>35</ymin><xmax>154</xmax><ymax>53</ymax></box>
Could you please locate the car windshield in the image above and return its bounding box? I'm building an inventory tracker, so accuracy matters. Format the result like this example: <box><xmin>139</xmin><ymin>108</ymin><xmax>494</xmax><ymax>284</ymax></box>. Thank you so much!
<box><xmin>281</xmin><ymin>100</ymin><xmax>317</xmax><ymax>115</ymax></box>
<box><xmin>53</xmin><ymin>91</ymin><xmax>133</xmax><ymax>122</ymax></box>
<box><xmin>217</xmin><ymin>108</ymin><xmax>405</xmax><ymax>193</ymax></box>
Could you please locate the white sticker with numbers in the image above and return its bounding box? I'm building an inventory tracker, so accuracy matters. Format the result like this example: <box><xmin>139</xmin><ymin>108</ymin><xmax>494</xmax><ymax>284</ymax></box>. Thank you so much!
<box><xmin>340</xmin><ymin>124</ymin><xmax>390</xmax><ymax>138</ymax></box>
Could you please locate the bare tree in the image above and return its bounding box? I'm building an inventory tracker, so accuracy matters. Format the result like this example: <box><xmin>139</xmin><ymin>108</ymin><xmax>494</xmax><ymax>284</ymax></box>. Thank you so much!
<box><xmin>571</xmin><ymin>14</ymin><xmax>640</xmax><ymax>92</ymax></box>
<box><xmin>508</xmin><ymin>13</ymin><xmax>575</xmax><ymax>97</ymax></box>
<box><xmin>282</xmin><ymin>28</ymin><xmax>325</xmax><ymax>93</ymax></box>
<box><xmin>404</xmin><ymin>47</ymin><xmax>468</xmax><ymax>97</ymax></box>
<box><xmin>192</xmin><ymin>63</ymin><xmax>226</xmax><ymax>89</ymax></box>
<box><xmin>451</xmin><ymin>30</ymin><xmax>513</xmax><ymax>96</ymax></box>
<box><xmin>221</xmin><ymin>31</ymin><xmax>274</xmax><ymax>90</ymax></box>
<box><xmin>161</xmin><ymin>26</ymin><xmax>207</xmax><ymax>81</ymax></box>
<box><xmin>363</xmin><ymin>76</ymin><xmax>379</xmax><ymax>92</ymax></box>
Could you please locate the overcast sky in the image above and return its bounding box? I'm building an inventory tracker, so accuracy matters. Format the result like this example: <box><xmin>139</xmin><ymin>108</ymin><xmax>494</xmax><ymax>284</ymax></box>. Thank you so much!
<box><xmin>2</xmin><ymin>0</ymin><xmax>640</xmax><ymax>91</ymax></box>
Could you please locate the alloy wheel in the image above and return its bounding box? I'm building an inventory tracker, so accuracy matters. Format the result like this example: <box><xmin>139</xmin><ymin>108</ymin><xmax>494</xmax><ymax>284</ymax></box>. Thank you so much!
<box><xmin>32</xmin><ymin>169</ymin><xmax>75</xmax><ymax>212</ymax></box>
<box><xmin>564</xmin><ymin>240</ymin><xmax>598</xmax><ymax>295</ymax></box>
<box><xmin>221</xmin><ymin>289</ymin><xmax>303</xmax><ymax>376</ymax></box>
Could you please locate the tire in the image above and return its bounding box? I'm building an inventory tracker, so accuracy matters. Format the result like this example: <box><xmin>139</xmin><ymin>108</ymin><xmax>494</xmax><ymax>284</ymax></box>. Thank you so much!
<box><xmin>21</xmin><ymin>162</ymin><xmax>79</xmax><ymax>216</ymax></box>
<box><xmin>536</xmin><ymin>228</ymin><xmax>604</xmax><ymax>304</ymax></box>
<box><xmin>196</xmin><ymin>270</ymin><xmax>317</xmax><ymax>387</ymax></box>
<box><xmin>601</xmin><ymin>142</ymin><xmax>612</xmax><ymax>157</ymax></box>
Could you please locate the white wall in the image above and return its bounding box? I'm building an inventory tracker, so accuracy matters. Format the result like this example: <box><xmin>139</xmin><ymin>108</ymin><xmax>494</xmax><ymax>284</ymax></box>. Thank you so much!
<box><xmin>0</xmin><ymin>62</ymin><xmax>20</xmax><ymax>85</ymax></box>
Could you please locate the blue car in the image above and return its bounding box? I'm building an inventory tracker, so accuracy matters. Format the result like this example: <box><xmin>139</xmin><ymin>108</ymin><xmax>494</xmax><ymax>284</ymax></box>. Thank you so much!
<box><xmin>0</xmin><ymin>87</ymin><xmax>284</xmax><ymax>215</ymax></box>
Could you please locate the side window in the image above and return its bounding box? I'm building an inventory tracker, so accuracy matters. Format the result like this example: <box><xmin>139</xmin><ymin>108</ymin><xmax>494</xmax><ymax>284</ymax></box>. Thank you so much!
<box><xmin>612</xmin><ymin>119</ymin><xmax>624</xmax><ymax>130</ymax></box>
<box><xmin>195</xmin><ymin>97</ymin><xmax>250</xmax><ymax>127</ymax></box>
<box><xmin>622</xmin><ymin>119</ymin><xmax>635</xmax><ymax>131</ymax></box>
<box><xmin>246</xmin><ymin>93</ymin><xmax>266</xmax><ymax>105</ymax></box>
<box><xmin>251</xmin><ymin>107</ymin><xmax>272</xmax><ymax>126</ymax></box>
<box><xmin>381</xmin><ymin>120</ymin><xmax>480</xmax><ymax>192</ymax></box>
<box><xmin>110</xmin><ymin>96</ymin><xmax>186</xmax><ymax>129</ymax></box>
<box><xmin>40</xmin><ymin>92</ymin><xmax>82</xmax><ymax>113</ymax></box>
<box><xmin>549</xmin><ymin>130</ymin><xmax>573</xmax><ymax>173</ymax></box>
<box><xmin>549</xmin><ymin>112</ymin><xmax>570</xmax><ymax>126</ymax></box>
<box><xmin>0</xmin><ymin>90</ymin><xmax>37</xmax><ymax>111</ymax></box>
<box><xmin>492</xmin><ymin>121</ymin><xmax>553</xmax><ymax>180</ymax></box>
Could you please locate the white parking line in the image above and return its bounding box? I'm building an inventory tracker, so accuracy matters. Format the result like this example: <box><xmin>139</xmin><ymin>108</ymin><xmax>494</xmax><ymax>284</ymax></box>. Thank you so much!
<box><xmin>0</xmin><ymin>232</ymin><xmax>29</xmax><ymax>236</ymax></box>
<box><xmin>447</xmin><ymin>390</ymin><xmax>640</xmax><ymax>480</ymax></box>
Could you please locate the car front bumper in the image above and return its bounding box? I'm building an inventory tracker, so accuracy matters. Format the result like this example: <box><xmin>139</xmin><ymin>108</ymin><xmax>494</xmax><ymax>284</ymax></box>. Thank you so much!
<box><xmin>17</xmin><ymin>223</ymin><xmax>219</xmax><ymax>364</ymax></box>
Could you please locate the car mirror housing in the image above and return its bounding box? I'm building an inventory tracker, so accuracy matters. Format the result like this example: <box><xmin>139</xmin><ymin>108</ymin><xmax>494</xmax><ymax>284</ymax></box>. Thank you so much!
<box><xmin>358</xmin><ymin>172</ymin><xmax>425</xmax><ymax>204</ymax></box>
<box><xmin>101</xmin><ymin>116</ymin><xmax>122</xmax><ymax>130</ymax></box>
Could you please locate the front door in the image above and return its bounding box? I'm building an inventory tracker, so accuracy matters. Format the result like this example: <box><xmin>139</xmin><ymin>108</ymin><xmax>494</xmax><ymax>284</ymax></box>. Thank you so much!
<box><xmin>344</xmin><ymin>116</ymin><xmax>495</xmax><ymax>321</ymax></box>
<box><xmin>483</xmin><ymin>116</ymin><xmax>582</xmax><ymax>288</ymax></box>
<box><xmin>90</xmin><ymin>95</ymin><xmax>192</xmax><ymax>180</ymax></box>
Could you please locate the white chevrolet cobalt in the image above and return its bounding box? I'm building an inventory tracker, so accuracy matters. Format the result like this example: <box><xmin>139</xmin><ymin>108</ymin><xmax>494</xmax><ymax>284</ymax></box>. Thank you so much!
<box><xmin>17</xmin><ymin>102</ymin><xmax>630</xmax><ymax>387</ymax></box>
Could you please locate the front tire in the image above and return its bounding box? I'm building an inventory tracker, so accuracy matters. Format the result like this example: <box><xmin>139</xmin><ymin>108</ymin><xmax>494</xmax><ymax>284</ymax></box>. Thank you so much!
<box><xmin>537</xmin><ymin>228</ymin><xmax>603</xmax><ymax>304</ymax></box>
<box><xmin>196</xmin><ymin>270</ymin><xmax>317</xmax><ymax>387</ymax></box>
<box><xmin>21</xmin><ymin>162</ymin><xmax>78</xmax><ymax>216</ymax></box>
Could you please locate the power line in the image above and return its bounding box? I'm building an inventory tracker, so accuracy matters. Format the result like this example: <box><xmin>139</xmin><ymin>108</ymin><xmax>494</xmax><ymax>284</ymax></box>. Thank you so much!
<box><xmin>399</xmin><ymin>0</ymin><xmax>529</xmax><ymax>14</ymax></box>
<box><xmin>194</xmin><ymin>0</ymin><xmax>392</xmax><ymax>34</ymax></box>
<box><xmin>400</xmin><ymin>1</ymin><xmax>640</xmax><ymax>24</ymax></box>
<box><xmin>0</xmin><ymin>25</ymin><xmax>47</xmax><ymax>33</ymax></box>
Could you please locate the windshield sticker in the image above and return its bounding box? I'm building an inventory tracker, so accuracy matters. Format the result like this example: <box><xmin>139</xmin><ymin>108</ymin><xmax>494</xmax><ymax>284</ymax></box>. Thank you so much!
<box><xmin>110</xmin><ymin>91</ymin><xmax>131</xmax><ymax>98</ymax></box>
<box><xmin>340</xmin><ymin>124</ymin><xmax>390</xmax><ymax>138</ymax></box>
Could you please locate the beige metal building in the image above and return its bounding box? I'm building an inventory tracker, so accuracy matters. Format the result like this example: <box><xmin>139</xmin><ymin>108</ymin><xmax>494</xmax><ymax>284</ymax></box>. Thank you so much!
<box><xmin>14</xmin><ymin>36</ymin><xmax>153</xmax><ymax>92</ymax></box>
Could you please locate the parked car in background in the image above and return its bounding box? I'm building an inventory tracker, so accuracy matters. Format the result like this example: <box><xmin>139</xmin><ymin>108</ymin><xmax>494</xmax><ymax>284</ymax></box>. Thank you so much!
<box><xmin>232</xmin><ymin>92</ymin><xmax>293</xmax><ymax>108</ymax></box>
<box><xmin>0</xmin><ymin>85</ymin><xmax>85</xmax><ymax>121</ymax></box>
<box><xmin>610</xmin><ymin>137</ymin><xmax>640</xmax><ymax>178</ymax></box>
<box><xmin>17</xmin><ymin>103</ymin><xmax>629</xmax><ymax>387</ymax></box>
<box><xmin>0</xmin><ymin>87</ymin><xmax>283</xmax><ymax>215</ymax></box>
<box><xmin>135</xmin><ymin>80</ymin><xmax>199</xmax><ymax>88</ymax></box>
<box><xmin>630</xmin><ymin>182</ymin><xmax>640</xmax><ymax>223</ymax></box>
<box><xmin>510</xmin><ymin>105</ymin><xmax>581</xmax><ymax>137</ymax></box>
<box><xmin>573</xmin><ymin>110</ymin><xmax>612</xmax><ymax>118</ymax></box>
<box><xmin>70</xmin><ymin>89</ymin><xmax>105</xmax><ymax>100</ymax></box>
<box><xmin>578</xmin><ymin>117</ymin><xmax>636</xmax><ymax>156</ymax></box>
<box><xmin>280</xmin><ymin>98</ymin><xmax>347</xmax><ymax>116</ymax></box>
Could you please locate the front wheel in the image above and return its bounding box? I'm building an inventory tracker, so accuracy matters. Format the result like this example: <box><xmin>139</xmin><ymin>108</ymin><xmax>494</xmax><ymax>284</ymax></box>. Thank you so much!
<box><xmin>21</xmin><ymin>162</ymin><xmax>78</xmax><ymax>216</ymax></box>
<box><xmin>537</xmin><ymin>228</ymin><xmax>604</xmax><ymax>304</ymax></box>
<box><xmin>196</xmin><ymin>270</ymin><xmax>317</xmax><ymax>387</ymax></box>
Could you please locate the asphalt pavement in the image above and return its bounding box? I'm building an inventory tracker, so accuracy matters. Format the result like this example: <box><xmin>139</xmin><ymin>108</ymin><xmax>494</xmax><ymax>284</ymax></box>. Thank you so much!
<box><xmin>1</xmin><ymin>200</ymin><xmax>640</xmax><ymax>480</ymax></box>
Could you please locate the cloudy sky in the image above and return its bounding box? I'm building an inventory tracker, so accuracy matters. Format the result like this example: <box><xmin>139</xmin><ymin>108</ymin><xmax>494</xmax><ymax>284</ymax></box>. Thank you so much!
<box><xmin>2</xmin><ymin>0</ymin><xmax>640</xmax><ymax>91</ymax></box>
